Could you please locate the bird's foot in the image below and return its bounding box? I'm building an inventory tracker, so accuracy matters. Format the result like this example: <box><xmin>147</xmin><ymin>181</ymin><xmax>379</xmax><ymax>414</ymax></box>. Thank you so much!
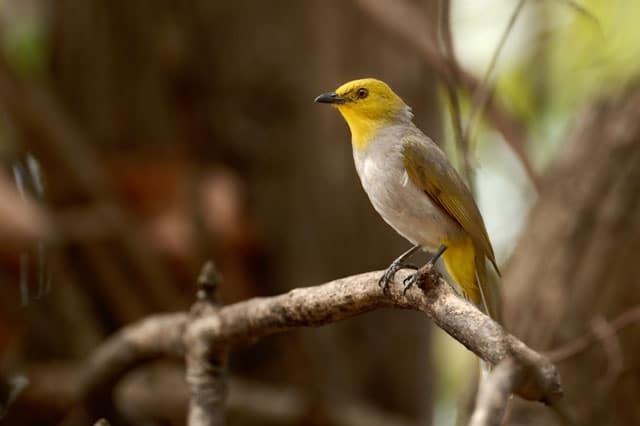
<box><xmin>402</xmin><ymin>245</ymin><xmax>448</xmax><ymax>295</ymax></box>
<box><xmin>378</xmin><ymin>262</ymin><xmax>419</xmax><ymax>292</ymax></box>
<box><xmin>401</xmin><ymin>261</ymin><xmax>435</xmax><ymax>294</ymax></box>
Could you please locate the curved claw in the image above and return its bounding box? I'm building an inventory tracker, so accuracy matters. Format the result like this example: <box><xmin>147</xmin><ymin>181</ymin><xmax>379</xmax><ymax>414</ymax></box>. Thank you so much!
<box><xmin>378</xmin><ymin>263</ymin><xmax>420</xmax><ymax>292</ymax></box>
<box><xmin>377</xmin><ymin>266</ymin><xmax>397</xmax><ymax>291</ymax></box>
<box><xmin>402</xmin><ymin>273</ymin><xmax>417</xmax><ymax>295</ymax></box>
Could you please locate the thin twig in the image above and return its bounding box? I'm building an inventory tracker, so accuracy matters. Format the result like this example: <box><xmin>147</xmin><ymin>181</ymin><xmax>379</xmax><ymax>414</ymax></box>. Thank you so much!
<box><xmin>464</xmin><ymin>0</ymin><xmax>527</xmax><ymax>149</ymax></box>
<box><xmin>353</xmin><ymin>0</ymin><xmax>539</xmax><ymax>188</ymax></box>
<box><xmin>554</xmin><ymin>0</ymin><xmax>601</xmax><ymax>32</ymax></box>
<box><xmin>590</xmin><ymin>316</ymin><xmax>624</xmax><ymax>386</ymax></box>
<box><xmin>437</xmin><ymin>0</ymin><xmax>473</xmax><ymax>187</ymax></box>
<box><xmin>546</xmin><ymin>306</ymin><xmax>640</xmax><ymax>362</ymax></box>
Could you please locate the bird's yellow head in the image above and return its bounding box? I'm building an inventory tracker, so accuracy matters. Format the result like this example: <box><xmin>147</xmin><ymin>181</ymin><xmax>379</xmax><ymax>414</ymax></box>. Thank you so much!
<box><xmin>315</xmin><ymin>78</ymin><xmax>411</xmax><ymax>150</ymax></box>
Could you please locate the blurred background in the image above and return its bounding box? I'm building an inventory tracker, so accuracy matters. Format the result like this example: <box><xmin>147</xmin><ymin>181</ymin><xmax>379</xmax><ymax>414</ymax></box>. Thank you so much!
<box><xmin>0</xmin><ymin>0</ymin><xmax>639</xmax><ymax>425</ymax></box>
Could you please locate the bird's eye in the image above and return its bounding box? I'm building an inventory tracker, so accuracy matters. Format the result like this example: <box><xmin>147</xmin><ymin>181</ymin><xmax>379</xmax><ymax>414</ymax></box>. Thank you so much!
<box><xmin>357</xmin><ymin>88</ymin><xmax>369</xmax><ymax>99</ymax></box>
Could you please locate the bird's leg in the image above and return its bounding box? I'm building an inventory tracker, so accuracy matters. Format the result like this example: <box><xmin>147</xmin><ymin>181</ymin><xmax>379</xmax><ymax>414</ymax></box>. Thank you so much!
<box><xmin>403</xmin><ymin>244</ymin><xmax>448</xmax><ymax>294</ymax></box>
<box><xmin>378</xmin><ymin>245</ymin><xmax>422</xmax><ymax>291</ymax></box>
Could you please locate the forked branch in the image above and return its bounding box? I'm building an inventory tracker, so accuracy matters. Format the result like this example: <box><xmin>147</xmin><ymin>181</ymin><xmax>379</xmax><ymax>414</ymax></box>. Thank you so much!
<box><xmin>70</xmin><ymin>263</ymin><xmax>562</xmax><ymax>426</ymax></box>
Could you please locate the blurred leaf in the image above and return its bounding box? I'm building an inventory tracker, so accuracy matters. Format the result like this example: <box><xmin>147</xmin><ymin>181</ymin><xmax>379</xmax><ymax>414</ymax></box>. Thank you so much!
<box><xmin>547</xmin><ymin>0</ymin><xmax>640</xmax><ymax>111</ymax></box>
<box><xmin>2</xmin><ymin>17</ymin><xmax>48</xmax><ymax>78</ymax></box>
<box><xmin>495</xmin><ymin>64</ymin><xmax>538</xmax><ymax>124</ymax></box>
<box><xmin>490</xmin><ymin>0</ymin><xmax>640</xmax><ymax>168</ymax></box>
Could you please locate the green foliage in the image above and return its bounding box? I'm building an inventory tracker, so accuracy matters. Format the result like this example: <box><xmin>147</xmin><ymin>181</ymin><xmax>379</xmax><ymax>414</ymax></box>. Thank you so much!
<box><xmin>548</xmin><ymin>0</ymin><xmax>640</xmax><ymax>110</ymax></box>
<box><xmin>495</xmin><ymin>0</ymin><xmax>640</xmax><ymax>167</ymax></box>
<box><xmin>2</xmin><ymin>16</ymin><xmax>48</xmax><ymax>78</ymax></box>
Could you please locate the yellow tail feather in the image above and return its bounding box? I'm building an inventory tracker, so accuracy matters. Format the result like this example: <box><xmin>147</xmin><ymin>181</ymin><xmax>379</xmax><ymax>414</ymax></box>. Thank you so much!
<box><xmin>443</xmin><ymin>238</ymin><xmax>479</xmax><ymax>303</ymax></box>
<box><xmin>442</xmin><ymin>238</ymin><xmax>501</xmax><ymax>321</ymax></box>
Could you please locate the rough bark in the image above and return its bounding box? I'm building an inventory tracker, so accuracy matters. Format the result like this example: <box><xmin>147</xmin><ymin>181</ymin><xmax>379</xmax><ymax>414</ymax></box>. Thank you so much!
<box><xmin>504</xmin><ymin>87</ymin><xmax>640</xmax><ymax>425</ymax></box>
<box><xmin>184</xmin><ymin>262</ymin><xmax>227</xmax><ymax>426</ymax></box>
<box><xmin>63</xmin><ymin>266</ymin><xmax>561</xmax><ymax>426</ymax></box>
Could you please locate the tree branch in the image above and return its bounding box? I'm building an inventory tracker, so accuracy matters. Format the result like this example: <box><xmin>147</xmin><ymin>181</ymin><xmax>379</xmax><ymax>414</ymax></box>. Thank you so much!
<box><xmin>184</xmin><ymin>262</ymin><xmax>228</xmax><ymax>426</ymax></box>
<box><xmin>22</xmin><ymin>361</ymin><xmax>418</xmax><ymax>426</ymax></box>
<box><xmin>67</xmin><ymin>313</ymin><xmax>188</xmax><ymax>425</ymax></box>
<box><xmin>546</xmin><ymin>305</ymin><xmax>640</xmax><ymax>362</ymax></box>
<box><xmin>68</xmin><ymin>264</ymin><xmax>562</xmax><ymax>425</ymax></box>
<box><xmin>469</xmin><ymin>359</ymin><xmax>524</xmax><ymax>426</ymax></box>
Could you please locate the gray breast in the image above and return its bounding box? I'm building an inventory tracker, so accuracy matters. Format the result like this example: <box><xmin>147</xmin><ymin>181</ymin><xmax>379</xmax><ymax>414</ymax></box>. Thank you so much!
<box><xmin>352</xmin><ymin>126</ymin><xmax>463</xmax><ymax>249</ymax></box>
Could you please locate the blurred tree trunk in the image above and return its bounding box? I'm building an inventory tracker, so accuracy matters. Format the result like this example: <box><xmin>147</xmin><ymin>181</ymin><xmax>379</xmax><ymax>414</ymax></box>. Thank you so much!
<box><xmin>48</xmin><ymin>0</ymin><xmax>442</xmax><ymax>423</ymax></box>
<box><xmin>503</xmin><ymin>87</ymin><xmax>640</xmax><ymax>425</ymax></box>
<box><xmin>264</xmin><ymin>1</ymin><xmax>441</xmax><ymax>423</ymax></box>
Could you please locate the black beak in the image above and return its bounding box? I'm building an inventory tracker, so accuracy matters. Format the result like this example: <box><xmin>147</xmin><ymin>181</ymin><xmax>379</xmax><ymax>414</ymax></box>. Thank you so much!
<box><xmin>314</xmin><ymin>92</ymin><xmax>347</xmax><ymax>104</ymax></box>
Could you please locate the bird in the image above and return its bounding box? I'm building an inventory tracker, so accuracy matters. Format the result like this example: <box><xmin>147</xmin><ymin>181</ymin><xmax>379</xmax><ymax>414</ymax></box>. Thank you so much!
<box><xmin>315</xmin><ymin>78</ymin><xmax>501</xmax><ymax>320</ymax></box>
